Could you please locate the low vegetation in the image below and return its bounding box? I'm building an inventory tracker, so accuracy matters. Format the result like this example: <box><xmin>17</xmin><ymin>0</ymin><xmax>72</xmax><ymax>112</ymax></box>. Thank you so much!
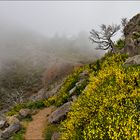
<box><xmin>58</xmin><ymin>53</ymin><xmax>140</xmax><ymax>139</ymax></box>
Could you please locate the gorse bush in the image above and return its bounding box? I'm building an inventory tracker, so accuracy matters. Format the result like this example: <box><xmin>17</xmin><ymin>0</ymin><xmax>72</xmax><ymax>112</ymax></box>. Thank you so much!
<box><xmin>60</xmin><ymin>54</ymin><xmax>140</xmax><ymax>140</ymax></box>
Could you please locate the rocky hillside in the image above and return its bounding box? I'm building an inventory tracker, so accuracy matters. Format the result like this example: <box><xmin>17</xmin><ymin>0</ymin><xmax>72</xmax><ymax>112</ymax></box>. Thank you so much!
<box><xmin>0</xmin><ymin>13</ymin><xmax>140</xmax><ymax>140</ymax></box>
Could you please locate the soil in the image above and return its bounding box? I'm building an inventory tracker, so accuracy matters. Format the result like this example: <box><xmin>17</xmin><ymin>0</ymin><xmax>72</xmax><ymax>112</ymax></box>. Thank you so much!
<box><xmin>25</xmin><ymin>106</ymin><xmax>55</xmax><ymax>140</ymax></box>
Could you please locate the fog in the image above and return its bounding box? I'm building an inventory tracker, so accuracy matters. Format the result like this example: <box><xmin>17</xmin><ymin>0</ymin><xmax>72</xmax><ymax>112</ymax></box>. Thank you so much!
<box><xmin>0</xmin><ymin>1</ymin><xmax>139</xmax><ymax>66</ymax></box>
<box><xmin>0</xmin><ymin>1</ymin><xmax>140</xmax><ymax>113</ymax></box>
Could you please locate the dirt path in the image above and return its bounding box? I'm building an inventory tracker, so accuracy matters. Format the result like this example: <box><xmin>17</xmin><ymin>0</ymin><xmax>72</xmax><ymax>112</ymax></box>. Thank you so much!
<box><xmin>25</xmin><ymin>106</ymin><xmax>54</xmax><ymax>140</ymax></box>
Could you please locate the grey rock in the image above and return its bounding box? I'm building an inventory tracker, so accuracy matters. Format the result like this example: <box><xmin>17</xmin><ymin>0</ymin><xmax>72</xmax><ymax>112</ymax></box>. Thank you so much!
<box><xmin>19</xmin><ymin>109</ymin><xmax>31</xmax><ymax>119</ymax></box>
<box><xmin>124</xmin><ymin>55</ymin><xmax>140</xmax><ymax>66</ymax></box>
<box><xmin>51</xmin><ymin>132</ymin><xmax>60</xmax><ymax>140</ymax></box>
<box><xmin>0</xmin><ymin>130</ymin><xmax>2</xmax><ymax>139</ymax></box>
<box><xmin>79</xmin><ymin>70</ymin><xmax>89</xmax><ymax>80</ymax></box>
<box><xmin>123</xmin><ymin>14</ymin><xmax>140</xmax><ymax>56</ymax></box>
<box><xmin>75</xmin><ymin>79</ymin><xmax>86</xmax><ymax>87</ymax></box>
<box><xmin>1</xmin><ymin>123</ymin><xmax>21</xmax><ymax>139</ymax></box>
<box><xmin>6</xmin><ymin>115</ymin><xmax>20</xmax><ymax>125</ymax></box>
<box><xmin>71</xmin><ymin>95</ymin><xmax>77</xmax><ymax>102</ymax></box>
<box><xmin>69</xmin><ymin>87</ymin><xmax>76</xmax><ymax>95</ymax></box>
<box><xmin>48</xmin><ymin>102</ymin><xmax>72</xmax><ymax>124</ymax></box>
<box><xmin>0</xmin><ymin>121</ymin><xmax>6</xmax><ymax>129</ymax></box>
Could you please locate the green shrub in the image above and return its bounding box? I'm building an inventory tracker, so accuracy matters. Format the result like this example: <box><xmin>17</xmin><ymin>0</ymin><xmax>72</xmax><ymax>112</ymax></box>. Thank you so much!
<box><xmin>55</xmin><ymin>68</ymin><xmax>84</xmax><ymax>107</ymax></box>
<box><xmin>25</xmin><ymin>100</ymin><xmax>45</xmax><ymax>109</ymax></box>
<box><xmin>44</xmin><ymin>124</ymin><xmax>59</xmax><ymax>140</ymax></box>
<box><xmin>115</xmin><ymin>39</ymin><xmax>125</xmax><ymax>49</ymax></box>
<box><xmin>7</xmin><ymin>104</ymin><xmax>25</xmax><ymax>116</ymax></box>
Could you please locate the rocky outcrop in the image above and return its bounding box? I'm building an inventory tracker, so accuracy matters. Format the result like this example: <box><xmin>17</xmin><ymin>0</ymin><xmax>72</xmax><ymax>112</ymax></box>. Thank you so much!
<box><xmin>123</xmin><ymin>13</ymin><xmax>140</xmax><ymax>56</ymax></box>
<box><xmin>1</xmin><ymin>123</ymin><xmax>21</xmax><ymax>139</ymax></box>
<box><xmin>48</xmin><ymin>102</ymin><xmax>72</xmax><ymax>124</ymax></box>
<box><xmin>124</xmin><ymin>55</ymin><xmax>140</xmax><ymax>66</ymax></box>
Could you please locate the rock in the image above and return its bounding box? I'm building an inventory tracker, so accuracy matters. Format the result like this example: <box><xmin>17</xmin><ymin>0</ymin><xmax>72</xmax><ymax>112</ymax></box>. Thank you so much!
<box><xmin>79</xmin><ymin>70</ymin><xmax>89</xmax><ymax>80</ymax></box>
<box><xmin>33</xmin><ymin>88</ymin><xmax>46</xmax><ymax>101</ymax></box>
<box><xmin>123</xmin><ymin>14</ymin><xmax>140</xmax><ymax>56</ymax></box>
<box><xmin>0</xmin><ymin>120</ymin><xmax>6</xmax><ymax>129</ymax></box>
<box><xmin>75</xmin><ymin>79</ymin><xmax>86</xmax><ymax>87</ymax></box>
<box><xmin>51</xmin><ymin>132</ymin><xmax>60</xmax><ymax>140</ymax></box>
<box><xmin>6</xmin><ymin>115</ymin><xmax>20</xmax><ymax>125</ymax></box>
<box><xmin>19</xmin><ymin>109</ymin><xmax>31</xmax><ymax>119</ymax></box>
<box><xmin>0</xmin><ymin>130</ymin><xmax>2</xmax><ymax>138</ymax></box>
<box><xmin>124</xmin><ymin>55</ymin><xmax>140</xmax><ymax>66</ymax></box>
<box><xmin>69</xmin><ymin>87</ymin><xmax>76</xmax><ymax>95</ymax></box>
<box><xmin>1</xmin><ymin>123</ymin><xmax>21</xmax><ymax>139</ymax></box>
<box><xmin>71</xmin><ymin>95</ymin><xmax>77</xmax><ymax>102</ymax></box>
<box><xmin>48</xmin><ymin>102</ymin><xmax>72</xmax><ymax>124</ymax></box>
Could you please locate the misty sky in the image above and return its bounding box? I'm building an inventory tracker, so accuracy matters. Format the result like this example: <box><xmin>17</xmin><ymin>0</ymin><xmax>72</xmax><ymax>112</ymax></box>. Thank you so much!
<box><xmin>0</xmin><ymin>1</ymin><xmax>140</xmax><ymax>37</ymax></box>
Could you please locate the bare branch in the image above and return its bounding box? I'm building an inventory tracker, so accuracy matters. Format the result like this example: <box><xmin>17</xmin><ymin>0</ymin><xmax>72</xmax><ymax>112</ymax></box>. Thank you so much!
<box><xmin>90</xmin><ymin>23</ymin><xmax>120</xmax><ymax>52</ymax></box>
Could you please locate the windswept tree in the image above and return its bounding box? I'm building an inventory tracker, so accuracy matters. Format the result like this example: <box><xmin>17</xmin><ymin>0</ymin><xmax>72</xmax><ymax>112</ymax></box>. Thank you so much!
<box><xmin>89</xmin><ymin>24</ymin><xmax>120</xmax><ymax>52</ymax></box>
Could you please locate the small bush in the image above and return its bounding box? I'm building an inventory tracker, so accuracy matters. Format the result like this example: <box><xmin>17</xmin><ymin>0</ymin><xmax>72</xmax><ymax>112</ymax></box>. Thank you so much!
<box><xmin>115</xmin><ymin>38</ymin><xmax>125</xmax><ymax>49</ymax></box>
<box><xmin>44</xmin><ymin>124</ymin><xmax>59</xmax><ymax>140</ymax></box>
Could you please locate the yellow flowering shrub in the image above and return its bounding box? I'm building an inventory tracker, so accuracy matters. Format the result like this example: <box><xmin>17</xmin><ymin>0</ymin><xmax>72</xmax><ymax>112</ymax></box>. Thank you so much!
<box><xmin>60</xmin><ymin>54</ymin><xmax>140</xmax><ymax>140</ymax></box>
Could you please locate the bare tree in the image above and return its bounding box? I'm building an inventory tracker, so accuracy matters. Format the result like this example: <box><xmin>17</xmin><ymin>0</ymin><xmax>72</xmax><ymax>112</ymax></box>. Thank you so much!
<box><xmin>121</xmin><ymin>18</ymin><xmax>128</xmax><ymax>28</ymax></box>
<box><xmin>89</xmin><ymin>24</ymin><xmax>120</xmax><ymax>52</ymax></box>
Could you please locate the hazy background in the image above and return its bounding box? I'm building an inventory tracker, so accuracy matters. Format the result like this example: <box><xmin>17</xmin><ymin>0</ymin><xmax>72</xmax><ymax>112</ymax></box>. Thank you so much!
<box><xmin>0</xmin><ymin>1</ymin><xmax>140</xmax><ymax>113</ymax></box>
<box><xmin>0</xmin><ymin>1</ymin><xmax>139</xmax><ymax>37</ymax></box>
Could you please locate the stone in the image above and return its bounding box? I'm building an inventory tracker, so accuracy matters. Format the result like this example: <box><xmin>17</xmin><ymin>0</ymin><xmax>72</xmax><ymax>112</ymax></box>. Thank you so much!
<box><xmin>79</xmin><ymin>70</ymin><xmax>89</xmax><ymax>80</ymax></box>
<box><xmin>48</xmin><ymin>102</ymin><xmax>72</xmax><ymax>124</ymax></box>
<box><xmin>6</xmin><ymin>115</ymin><xmax>20</xmax><ymax>125</ymax></box>
<box><xmin>0</xmin><ymin>130</ymin><xmax>2</xmax><ymax>138</ymax></box>
<box><xmin>69</xmin><ymin>87</ymin><xmax>76</xmax><ymax>95</ymax></box>
<box><xmin>71</xmin><ymin>95</ymin><xmax>77</xmax><ymax>102</ymax></box>
<box><xmin>51</xmin><ymin>132</ymin><xmax>60</xmax><ymax>140</ymax></box>
<box><xmin>0</xmin><ymin>120</ymin><xmax>6</xmax><ymax>129</ymax></box>
<box><xmin>19</xmin><ymin>109</ymin><xmax>31</xmax><ymax>119</ymax></box>
<box><xmin>75</xmin><ymin>79</ymin><xmax>86</xmax><ymax>87</ymax></box>
<box><xmin>124</xmin><ymin>55</ymin><xmax>140</xmax><ymax>66</ymax></box>
<box><xmin>1</xmin><ymin>123</ymin><xmax>21</xmax><ymax>139</ymax></box>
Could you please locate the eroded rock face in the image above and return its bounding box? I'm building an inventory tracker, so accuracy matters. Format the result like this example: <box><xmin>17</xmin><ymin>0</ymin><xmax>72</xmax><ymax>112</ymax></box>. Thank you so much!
<box><xmin>123</xmin><ymin>13</ymin><xmax>140</xmax><ymax>56</ymax></box>
<box><xmin>48</xmin><ymin>102</ymin><xmax>72</xmax><ymax>124</ymax></box>
<box><xmin>124</xmin><ymin>55</ymin><xmax>140</xmax><ymax>66</ymax></box>
<box><xmin>1</xmin><ymin>123</ymin><xmax>21</xmax><ymax>139</ymax></box>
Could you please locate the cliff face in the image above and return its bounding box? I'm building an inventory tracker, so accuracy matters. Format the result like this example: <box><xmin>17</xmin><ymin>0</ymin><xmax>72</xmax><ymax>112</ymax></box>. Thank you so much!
<box><xmin>123</xmin><ymin>13</ymin><xmax>140</xmax><ymax>56</ymax></box>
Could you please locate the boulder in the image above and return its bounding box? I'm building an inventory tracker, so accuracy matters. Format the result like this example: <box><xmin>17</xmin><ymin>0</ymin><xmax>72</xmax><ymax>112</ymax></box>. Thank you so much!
<box><xmin>0</xmin><ymin>130</ymin><xmax>2</xmax><ymax>139</ymax></box>
<box><xmin>71</xmin><ymin>95</ymin><xmax>78</xmax><ymax>102</ymax></box>
<box><xmin>75</xmin><ymin>79</ymin><xmax>86</xmax><ymax>87</ymax></box>
<box><xmin>69</xmin><ymin>87</ymin><xmax>76</xmax><ymax>95</ymax></box>
<box><xmin>0</xmin><ymin>120</ymin><xmax>6</xmax><ymax>129</ymax></box>
<box><xmin>1</xmin><ymin>123</ymin><xmax>21</xmax><ymax>139</ymax></box>
<box><xmin>79</xmin><ymin>70</ymin><xmax>89</xmax><ymax>80</ymax></box>
<box><xmin>48</xmin><ymin>102</ymin><xmax>72</xmax><ymax>124</ymax></box>
<box><xmin>51</xmin><ymin>132</ymin><xmax>60</xmax><ymax>140</ymax></box>
<box><xmin>19</xmin><ymin>109</ymin><xmax>31</xmax><ymax>119</ymax></box>
<box><xmin>6</xmin><ymin>115</ymin><xmax>20</xmax><ymax>125</ymax></box>
<box><xmin>124</xmin><ymin>55</ymin><xmax>140</xmax><ymax>66</ymax></box>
